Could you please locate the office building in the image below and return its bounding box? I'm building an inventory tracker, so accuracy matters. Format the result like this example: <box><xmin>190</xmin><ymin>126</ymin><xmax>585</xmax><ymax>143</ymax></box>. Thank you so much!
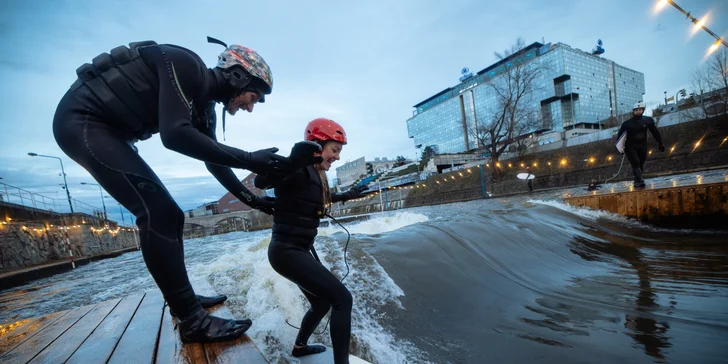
<box><xmin>335</xmin><ymin>156</ymin><xmax>408</xmax><ymax>189</ymax></box>
<box><xmin>406</xmin><ymin>41</ymin><xmax>645</xmax><ymax>154</ymax></box>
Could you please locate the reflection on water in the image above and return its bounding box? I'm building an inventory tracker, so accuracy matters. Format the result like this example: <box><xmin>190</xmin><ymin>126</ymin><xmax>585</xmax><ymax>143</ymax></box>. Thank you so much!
<box><xmin>569</xmin><ymin>236</ymin><xmax>673</xmax><ymax>360</ymax></box>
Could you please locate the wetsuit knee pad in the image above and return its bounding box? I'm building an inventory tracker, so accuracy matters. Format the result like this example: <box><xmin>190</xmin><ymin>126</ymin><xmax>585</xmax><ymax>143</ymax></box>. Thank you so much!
<box><xmin>309</xmin><ymin>303</ymin><xmax>331</xmax><ymax>316</ymax></box>
<box><xmin>334</xmin><ymin>287</ymin><xmax>353</xmax><ymax>309</ymax></box>
<box><xmin>124</xmin><ymin>174</ymin><xmax>182</xmax><ymax>231</ymax></box>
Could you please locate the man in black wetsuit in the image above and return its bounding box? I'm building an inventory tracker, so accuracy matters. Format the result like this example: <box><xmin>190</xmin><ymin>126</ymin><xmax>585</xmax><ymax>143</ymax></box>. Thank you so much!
<box><xmin>52</xmin><ymin>38</ymin><xmax>313</xmax><ymax>343</ymax></box>
<box><xmin>617</xmin><ymin>102</ymin><xmax>665</xmax><ymax>188</ymax></box>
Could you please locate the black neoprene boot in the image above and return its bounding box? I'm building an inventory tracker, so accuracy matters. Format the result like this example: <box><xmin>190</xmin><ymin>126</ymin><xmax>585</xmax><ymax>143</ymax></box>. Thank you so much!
<box><xmin>170</xmin><ymin>294</ymin><xmax>227</xmax><ymax>317</ymax></box>
<box><xmin>178</xmin><ymin>308</ymin><xmax>252</xmax><ymax>343</ymax></box>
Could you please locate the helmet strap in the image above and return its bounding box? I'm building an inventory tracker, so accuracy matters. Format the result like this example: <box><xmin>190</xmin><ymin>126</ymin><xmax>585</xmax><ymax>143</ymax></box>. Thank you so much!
<box><xmin>206</xmin><ymin>36</ymin><xmax>228</xmax><ymax>48</ymax></box>
<box><xmin>221</xmin><ymin>106</ymin><xmax>227</xmax><ymax>141</ymax></box>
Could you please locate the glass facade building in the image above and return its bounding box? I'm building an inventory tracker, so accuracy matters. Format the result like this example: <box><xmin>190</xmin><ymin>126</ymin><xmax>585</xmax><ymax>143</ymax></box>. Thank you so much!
<box><xmin>406</xmin><ymin>42</ymin><xmax>645</xmax><ymax>154</ymax></box>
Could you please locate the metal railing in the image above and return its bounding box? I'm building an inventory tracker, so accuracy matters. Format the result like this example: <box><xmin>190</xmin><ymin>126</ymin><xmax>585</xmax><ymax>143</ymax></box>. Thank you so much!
<box><xmin>1</xmin><ymin>181</ymin><xmax>106</xmax><ymax>217</ymax></box>
<box><xmin>1</xmin><ymin>182</ymin><xmax>59</xmax><ymax>211</ymax></box>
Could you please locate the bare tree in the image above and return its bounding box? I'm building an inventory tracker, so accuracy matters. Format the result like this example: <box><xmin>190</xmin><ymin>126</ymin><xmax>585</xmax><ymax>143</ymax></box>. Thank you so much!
<box><xmin>692</xmin><ymin>67</ymin><xmax>713</xmax><ymax>118</ymax></box>
<box><xmin>470</xmin><ymin>38</ymin><xmax>549</xmax><ymax>180</ymax></box>
<box><xmin>466</xmin><ymin>123</ymin><xmax>490</xmax><ymax>153</ymax></box>
<box><xmin>512</xmin><ymin>109</ymin><xmax>541</xmax><ymax>158</ymax></box>
<box><xmin>691</xmin><ymin>48</ymin><xmax>728</xmax><ymax>117</ymax></box>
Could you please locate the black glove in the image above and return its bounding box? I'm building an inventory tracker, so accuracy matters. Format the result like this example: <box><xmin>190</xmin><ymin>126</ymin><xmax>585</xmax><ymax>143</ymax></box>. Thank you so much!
<box><xmin>289</xmin><ymin>141</ymin><xmax>324</xmax><ymax>167</ymax></box>
<box><xmin>346</xmin><ymin>184</ymin><xmax>368</xmax><ymax>200</ymax></box>
<box><xmin>245</xmin><ymin>147</ymin><xmax>296</xmax><ymax>178</ymax></box>
<box><xmin>658</xmin><ymin>144</ymin><xmax>666</xmax><ymax>152</ymax></box>
<box><xmin>247</xmin><ymin>195</ymin><xmax>275</xmax><ymax>215</ymax></box>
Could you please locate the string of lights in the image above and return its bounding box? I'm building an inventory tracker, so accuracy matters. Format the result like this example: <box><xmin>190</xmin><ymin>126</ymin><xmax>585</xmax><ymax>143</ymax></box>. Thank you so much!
<box><xmin>339</xmin><ymin>134</ymin><xmax>726</xmax><ymax>203</ymax></box>
<box><xmin>655</xmin><ymin>0</ymin><xmax>727</xmax><ymax>54</ymax></box>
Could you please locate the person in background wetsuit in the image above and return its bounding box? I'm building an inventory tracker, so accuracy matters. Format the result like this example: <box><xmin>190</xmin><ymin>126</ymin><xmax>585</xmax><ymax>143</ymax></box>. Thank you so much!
<box><xmin>617</xmin><ymin>102</ymin><xmax>665</xmax><ymax>188</ymax></box>
<box><xmin>254</xmin><ymin>118</ymin><xmax>368</xmax><ymax>364</ymax></box>
<box><xmin>525</xmin><ymin>166</ymin><xmax>534</xmax><ymax>192</ymax></box>
<box><xmin>52</xmin><ymin>38</ymin><xmax>314</xmax><ymax>343</ymax></box>
<box><xmin>587</xmin><ymin>179</ymin><xmax>601</xmax><ymax>192</ymax></box>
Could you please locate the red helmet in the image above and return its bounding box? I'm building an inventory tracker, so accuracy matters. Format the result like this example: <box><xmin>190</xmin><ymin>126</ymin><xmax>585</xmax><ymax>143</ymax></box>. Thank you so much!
<box><xmin>304</xmin><ymin>118</ymin><xmax>347</xmax><ymax>144</ymax></box>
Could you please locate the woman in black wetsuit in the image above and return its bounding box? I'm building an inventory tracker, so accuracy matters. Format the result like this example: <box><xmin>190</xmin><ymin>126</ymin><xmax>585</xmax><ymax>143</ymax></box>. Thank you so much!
<box><xmin>254</xmin><ymin>118</ymin><xmax>368</xmax><ymax>364</ymax></box>
<box><xmin>52</xmin><ymin>38</ymin><xmax>313</xmax><ymax>343</ymax></box>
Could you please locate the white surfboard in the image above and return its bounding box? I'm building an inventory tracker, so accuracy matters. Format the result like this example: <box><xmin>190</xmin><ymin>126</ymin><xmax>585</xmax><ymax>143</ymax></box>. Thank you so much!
<box><xmin>296</xmin><ymin>346</ymin><xmax>371</xmax><ymax>364</ymax></box>
<box><xmin>616</xmin><ymin>133</ymin><xmax>627</xmax><ymax>154</ymax></box>
<box><xmin>516</xmin><ymin>173</ymin><xmax>535</xmax><ymax>180</ymax></box>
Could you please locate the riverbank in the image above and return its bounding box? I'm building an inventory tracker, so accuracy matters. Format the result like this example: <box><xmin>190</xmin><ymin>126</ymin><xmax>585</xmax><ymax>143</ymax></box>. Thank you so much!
<box><xmin>0</xmin><ymin>246</ymin><xmax>139</xmax><ymax>291</ymax></box>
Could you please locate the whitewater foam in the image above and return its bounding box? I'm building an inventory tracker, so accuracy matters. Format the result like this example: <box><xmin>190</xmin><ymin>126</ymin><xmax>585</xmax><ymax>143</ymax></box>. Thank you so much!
<box><xmin>191</xmin><ymin>212</ymin><xmax>429</xmax><ymax>363</ymax></box>
<box><xmin>528</xmin><ymin>199</ymin><xmax>720</xmax><ymax>234</ymax></box>
<box><xmin>319</xmin><ymin>211</ymin><xmax>429</xmax><ymax>237</ymax></box>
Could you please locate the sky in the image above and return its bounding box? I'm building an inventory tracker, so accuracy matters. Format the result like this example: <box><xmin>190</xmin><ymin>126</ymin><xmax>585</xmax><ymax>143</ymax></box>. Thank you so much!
<box><xmin>1</xmin><ymin>0</ymin><xmax>726</xmax><ymax>222</ymax></box>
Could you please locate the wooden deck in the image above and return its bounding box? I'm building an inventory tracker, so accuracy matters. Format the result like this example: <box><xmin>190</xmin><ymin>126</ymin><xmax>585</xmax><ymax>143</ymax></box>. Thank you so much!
<box><xmin>0</xmin><ymin>281</ymin><xmax>269</xmax><ymax>364</ymax></box>
<box><xmin>563</xmin><ymin>181</ymin><xmax>728</xmax><ymax>228</ymax></box>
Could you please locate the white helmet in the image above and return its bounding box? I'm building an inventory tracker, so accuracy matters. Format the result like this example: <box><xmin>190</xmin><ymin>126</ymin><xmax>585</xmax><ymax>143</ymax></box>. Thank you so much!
<box><xmin>633</xmin><ymin>102</ymin><xmax>646</xmax><ymax>110</ymax></box>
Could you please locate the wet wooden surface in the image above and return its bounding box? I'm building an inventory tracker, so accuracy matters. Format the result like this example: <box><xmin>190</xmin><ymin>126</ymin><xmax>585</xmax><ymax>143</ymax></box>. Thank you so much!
<box><xmin>0</xmin><ymin>280</ymin><xmax>269</xmax><ymax>363</ymax></box>
<box><xmin>66</xmin><ymin>293</ymin><xmax>145</xmax><ymax>364</ymax></box>
<box><xmin>563</xmin><ymin>181</ymin><xmax>728</xmax><ymax>225</ymax></box>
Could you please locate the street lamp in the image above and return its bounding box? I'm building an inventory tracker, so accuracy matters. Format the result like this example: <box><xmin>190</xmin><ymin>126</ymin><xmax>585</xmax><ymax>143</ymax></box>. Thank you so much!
<box><xmin>105</xmin><ymin>196</ymin><xmax>126</xmax><ymax>225</ymax></box>
<box><xmin>81</xmin><ymin>182</ymin><xmax>107</xmax><ymax>223</ymax></box>
<box><xmin>28</xmin><ymin>152</ymin><xmax>73</xmax><ymax>213</ymax></box>
<box><xmin>656</xmin><ymin>0</ymin><xmax>728</xmax><ymax>50</ymax></box>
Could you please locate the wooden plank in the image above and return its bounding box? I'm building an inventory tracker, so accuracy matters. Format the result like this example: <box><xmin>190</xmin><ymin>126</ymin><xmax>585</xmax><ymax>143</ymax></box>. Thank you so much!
<box><xmin>625</xmin><ymin>193</ymin><xmax>637</xmax><ymax>218</ymax></box>
<box><xmin>634</xmin><ymin>191</ymin><xmax>645</xmax><ymax>219</ymax></box>
<box><xmin>683</xmin><ymin>188</ymin><xmax>695</xmax><ymax>215</ymax></box>
<box><xmin>706</xmin><ymin>186</ymin><xmax>721</xmax><ymax>214</ymax></box>
<box><xmin>107</xmin><ymin>290</ymin><xmax>165</xmax><ymax>364</ymax></box>
<box><xmin>671</xmin><ymin>188</ymin><xmax>682</xmax><ymax>216</ymax></box>
<box><xmin>606</xmin><ymin>196</ymin><xmax>616</xmax><ymax>214</ymax></box>
<box><xmin>0</xmin><ymin>304</ymin><xmax>95</xmax><ymax>364</ymax></box>
<box><xmin>587</xmin><ymin>197</ymin><xmax>598</xmax><ymax>210</ymax></box>
<box><xmin>0</xmin><ymin>317</ymin><xmax>39</xmax><ymax>342</ymax></box>
<box><xmin>599</xmin><ymin>196</ymin><xmax>610</xmax><ymax>212</ymax></box>
<box><xmin>29</xmin><ymin>298</ymin><xmax>121</xmax><ymax>364</ymax></box>
<box><xmin>0</xmin><ymin>311</ymin><xmax>68</xmax><ymax>355</ymax></box>
<box><xmin>204</xmin><ymin>314</ymin><xmax>268</xmax><ymax>364</ymax></box>
<box><xmin>694</xmin><ymin>186</ymin><xmax>709</xmax><ymax>215</ymax></box>
<box><xmin>643</xmin><ymin>191</ymin><xmax>655</xmax><ymax>220</ymax></box>
<box><xmin>66</xmin><ymin>293</ymin><xmax>145</xmax><ymax>364</ymax></box>
<box><xmin>617</xmin><ymin>194</ymin><xmax>627</xmax><ymax>216</ymax></box>
<box><xmin>597</xmin><ymin>196</ymin><xmax>607</xmax><ymax>213</ymax></box>
<box><xmin>155</xmin><ymin>305</ymin><xmax>206</xmax><ymax>364</ymax></box>
<box><xmin>722</xmin><ymin>186</ymin><xmax>728</xmax><ymax>214</ymax></box>
<box><xmin>193</xmin><ymin>281</ymin><xmax>268</xmax><ymax>364</ymax></box>
<box><xmin>592</xmin><ymin>196</ymin><xmax>601</xmax><ymax>211</ymax></box>
<box><xmin>657</xmin><ymin>191</ymin><xmax>671</xmax><ymax>219</ymax></box>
